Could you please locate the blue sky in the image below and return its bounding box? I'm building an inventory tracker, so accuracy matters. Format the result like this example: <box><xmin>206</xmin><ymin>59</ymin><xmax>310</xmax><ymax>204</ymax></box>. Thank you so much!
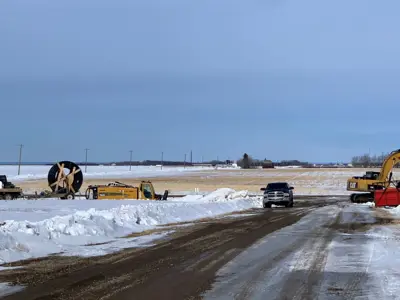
<box><xmin>1</xmin><ymin>0</ymin><xmax>400</xmax><ymax>163</ymax></box>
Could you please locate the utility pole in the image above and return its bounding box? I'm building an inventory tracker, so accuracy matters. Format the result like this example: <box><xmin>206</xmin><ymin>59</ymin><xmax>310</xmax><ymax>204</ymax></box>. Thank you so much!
<box><xmin>129</xmin><ymin>150</ymin><xmax>133</xmax><ymax>171</ymax></box>
<box><xmin>17</xmin><ymin>144</ymin><xmax>23</xmax><ymax>175</ymax></box>
<box><xmin>184</xmin><ymin>153</ymin><xmax>186</xmax><ymax>169</ymax></box>
<box><xmin>190</xmin><ymin>150</ymin><xmax>192</xmax><ymax>164</ymax></box>
<box><xmin>161</xmin><ymin>151</ymin><xmax>163</xmax><ymax>170</ymax></box>
<box><xmin>85</xmin><ymin>148</ymin><xmax>89</xmax><ymax>173</ymax></box>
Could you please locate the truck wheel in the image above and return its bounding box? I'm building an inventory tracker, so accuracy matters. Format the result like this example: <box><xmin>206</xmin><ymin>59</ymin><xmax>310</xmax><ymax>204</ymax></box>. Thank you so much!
<box><xmin>4</xmin><ymin>194</ymin><xmax>12</xmax><ymax>200</ymax></box>
<box><xmin>264</xmin><ymin>203</ymin><xmax>271</xmax><ymax>208</ymax></box>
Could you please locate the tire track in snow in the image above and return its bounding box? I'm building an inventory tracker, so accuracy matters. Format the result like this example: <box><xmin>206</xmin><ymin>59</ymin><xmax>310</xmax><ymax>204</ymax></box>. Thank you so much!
<box><xmin>279</xmin><ymin>223</ymin><xmax>336</xmax><ymax>299</ymax></box>
<box><xmin>233</xmin><ymin>236</ymin><xmax>311</xmax><ymax>300</ymax></box>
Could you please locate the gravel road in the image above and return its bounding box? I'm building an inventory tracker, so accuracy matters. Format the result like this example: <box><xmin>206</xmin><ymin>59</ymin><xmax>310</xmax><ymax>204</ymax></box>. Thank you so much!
<box><xmin>1</xmin><ymin>196</ymin><xmax>379</xmax><ymax>300</ymax></box>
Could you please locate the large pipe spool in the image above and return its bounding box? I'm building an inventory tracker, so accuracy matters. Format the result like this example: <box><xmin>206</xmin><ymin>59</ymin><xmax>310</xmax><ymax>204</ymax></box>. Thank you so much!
<box><xmin>47</xmin><ymin>161</ymin><xmax>83</xmax><ymax>196</ymax></box>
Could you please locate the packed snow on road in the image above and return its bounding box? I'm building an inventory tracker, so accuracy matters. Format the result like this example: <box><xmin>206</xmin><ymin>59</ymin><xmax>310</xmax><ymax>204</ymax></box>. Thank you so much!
<box><xmin>203</xmin><ymin>203</ymin><xmax>400</xmax><ymax>299</ymax></box>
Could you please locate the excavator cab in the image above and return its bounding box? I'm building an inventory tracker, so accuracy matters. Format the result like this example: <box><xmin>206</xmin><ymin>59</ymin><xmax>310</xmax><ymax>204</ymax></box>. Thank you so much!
<box><xmin>362</xmin><ymin>171</ymin><xmax>380</xmax><ymax>180</ymax></box>
<box><xmin>140</xmin><ymin>181</ymin><xmax>156</xmax><ymax>199</ymax></box>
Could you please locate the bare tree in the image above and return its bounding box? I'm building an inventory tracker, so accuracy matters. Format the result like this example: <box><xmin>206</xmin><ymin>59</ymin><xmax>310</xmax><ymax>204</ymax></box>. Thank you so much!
<box><xmin>237</xmin><ymin>153</ymin><xmax>253</xmax><ymax>169</ymax></box>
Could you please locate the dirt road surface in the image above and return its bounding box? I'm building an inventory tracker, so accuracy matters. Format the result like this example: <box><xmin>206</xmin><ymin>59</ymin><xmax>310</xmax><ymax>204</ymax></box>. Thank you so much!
<box><xmin>0</xmin><ymin>196</ymin><xmax>388</xmax><ymax>300</ymax></box>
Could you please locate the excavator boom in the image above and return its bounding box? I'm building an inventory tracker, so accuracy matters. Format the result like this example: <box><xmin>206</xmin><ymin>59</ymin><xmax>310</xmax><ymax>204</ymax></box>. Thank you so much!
<box><xmin>377</xmin><ymin>149</ymin><xmax>400</xmax><ymax>182</ymax></box>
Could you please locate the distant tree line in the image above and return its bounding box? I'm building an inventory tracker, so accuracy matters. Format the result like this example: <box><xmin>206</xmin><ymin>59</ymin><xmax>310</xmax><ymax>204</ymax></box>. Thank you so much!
<box><xmin>44</xmin><ymin>154</ymin><xmax>315</xmax><ymax>168</ymax></box>
<box><xmin>236</xmin><ymin>153</ymin><xmax>313</xmax><ymax>169</ymax></box>
<box><xmin>66</xmin><ymin>160</ymin><xmax>230</xmax><ymax>167</ymax></box>
<box><xmin>276</xmin><ymin>160</ymin><xmax>313</xmax><ymax>167</ymax></box>
<box><xmin>351</xmin><ymin>152</ymin><xmax>394</xmax><ymax>167</ymax></box>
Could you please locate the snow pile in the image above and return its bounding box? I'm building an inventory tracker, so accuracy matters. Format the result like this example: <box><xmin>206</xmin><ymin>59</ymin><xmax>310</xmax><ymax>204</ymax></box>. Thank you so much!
<box><xmin>0</xmin><ymin>189</ymin><xmax>261</xmax><ymax>264</ymax></box>
<box><xmin>355</xmin><ymin>201</ymin><xmax>376</xmax><ymax>208</ymax></box>
<box><xmin>199</xmin><ymin>188</ymin><xmax>249</xmax><ymax>202</ymax></box>
<box><xmin>385</xmin><ymin>205</ymin><xmax>400</xmax><ymax>216</ymax></box>
<box><xmin>274</xmin><ymin>166</ymin><xmax>302</xmax><ymax>169</ymax></box>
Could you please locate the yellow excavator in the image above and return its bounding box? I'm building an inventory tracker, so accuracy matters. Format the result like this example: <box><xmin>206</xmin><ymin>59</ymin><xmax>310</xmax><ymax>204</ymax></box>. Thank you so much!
<box><xmin>347</xmin><ymin>149</ymin><xmax>400</xmax><ymax>203</ymax></box>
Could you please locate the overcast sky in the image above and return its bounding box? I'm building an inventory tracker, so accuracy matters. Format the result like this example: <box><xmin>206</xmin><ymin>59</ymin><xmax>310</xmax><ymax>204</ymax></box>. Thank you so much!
<box><xmin>1</xmin><ymin>0</ymin><xmax>400</xmax><ymax>163</ymax></box>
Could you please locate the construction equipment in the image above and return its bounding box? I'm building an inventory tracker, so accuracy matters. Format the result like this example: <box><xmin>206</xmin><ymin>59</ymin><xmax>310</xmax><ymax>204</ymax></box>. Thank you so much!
<box><xmin>374</xmin><ymin>186</ymin><xmax>400</xmax><ymax>207</ymax></box>
<box><xmin>85</xmin><ymin>181</ymin><xmax>169</xmax><ymax>200</ymax></box>
<box><xmin>4</xmin><ymin>160</ymin><xmax>180</xmax><ymax>201</ymax></box>
<box><xmin>0</xmin><ymin>175</ymin><xmax>23</xmax><ymax>200</ymax></box>
<box><xmin>24</xmin><ymin>161</ymin><xmax>83</xmax><ymax>200</ymax></box>
<box><xmin>46</xmin><ymin>160</ymin><xmax>83</xmax><ymax>199</ymax></box>
<box><xmin>347</xmin><ymin>149</ymin><xmax>400</xmax><ymax>203</ymax></box>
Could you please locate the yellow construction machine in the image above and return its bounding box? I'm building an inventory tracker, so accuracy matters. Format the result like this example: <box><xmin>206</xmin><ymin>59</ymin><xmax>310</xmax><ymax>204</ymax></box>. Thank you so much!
<box><xmin>85</xmin><ymin>181</ymin><xmax>169</xmax><ymax>200</ymax></box>
<box><xmin>347</xmin><ymin>149</ymin><xmax>400</xmax><ymax>203</ymax></box>
<box><xmin>20</xmin><ymin>160</ymin><xmax>176</xmax><ymax>201</ymax></box>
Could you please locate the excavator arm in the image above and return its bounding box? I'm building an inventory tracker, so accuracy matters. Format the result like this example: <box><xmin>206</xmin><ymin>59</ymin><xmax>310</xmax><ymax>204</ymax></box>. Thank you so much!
<box><xmin>377</xmin><ymin>149</ymin><xmax>400</xmax><ymax>184</ymax></box>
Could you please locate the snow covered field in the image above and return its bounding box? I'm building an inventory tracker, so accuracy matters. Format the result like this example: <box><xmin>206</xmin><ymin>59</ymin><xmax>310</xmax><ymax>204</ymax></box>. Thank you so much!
<box><xmin>0</xmin><ymin>189</ymin><xmax>261</xmax><ymax>264</ymax></box>
<box><xmin>202</xmin><ymin>168</ymin><xmax>400</xmax><ymax>195</ymax></box>
<box><xmin>4</xmin><ymin>164</ymin><xmax>398</xmax><ymax>196</ymax></box>
<box><xmin>1</xmin><ymin>165</ymin><xmax>214</xmax><ymax>182</ymax></box>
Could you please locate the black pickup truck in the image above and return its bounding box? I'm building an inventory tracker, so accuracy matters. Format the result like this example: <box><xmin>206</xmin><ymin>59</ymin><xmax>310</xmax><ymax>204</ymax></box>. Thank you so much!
<box><xmin>261</xmin><ymin>182</ymin><xmax>294</xmax><ymax>208</ymax></box>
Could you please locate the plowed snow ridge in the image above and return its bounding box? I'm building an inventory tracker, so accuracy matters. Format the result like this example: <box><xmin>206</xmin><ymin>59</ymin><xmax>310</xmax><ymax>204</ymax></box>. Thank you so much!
<box><xmin>0</xmin><ymin>189</ymin><xmax>261</xmax><ymax>264</ymax></box>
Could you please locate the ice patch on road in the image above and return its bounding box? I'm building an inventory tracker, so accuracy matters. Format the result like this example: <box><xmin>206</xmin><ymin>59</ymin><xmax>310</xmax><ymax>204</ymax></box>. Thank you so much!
<box><xmin>0</xmin><ymin>189</ymin><xmax>261</xmax><ymax>264</ymax></box>
<box><xmin>205</xmin><ymin>203</ymin><xmax>400</xmax><ymax>299</ymax></box>
<box><xmin>321</xmin><ymin>217</ymin><xmax>400</xmax><ymax>299</ymax></box>
<box><xmin>339</xmin><ymin>203</ymin><xmax>377</xmax><ymax>224</ymax></box>
<box><xmin>0</xmin><ymin>283</ymin><xmax>24</xmax><ymax>297</ymax></box>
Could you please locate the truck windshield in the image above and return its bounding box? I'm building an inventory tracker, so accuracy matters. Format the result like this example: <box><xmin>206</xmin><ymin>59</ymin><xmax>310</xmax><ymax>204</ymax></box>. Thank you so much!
<box><xmin>267</xmin><ymin>183</ymin><xmax>288</xmax><ymax>189</ymax></box>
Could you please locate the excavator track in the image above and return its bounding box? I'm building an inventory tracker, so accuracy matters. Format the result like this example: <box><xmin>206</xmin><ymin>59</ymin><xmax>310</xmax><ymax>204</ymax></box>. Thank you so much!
<box><xmin>350</xmin><ymin>192</ymin><xmax>373</xmax><ymax>203</ymax></box>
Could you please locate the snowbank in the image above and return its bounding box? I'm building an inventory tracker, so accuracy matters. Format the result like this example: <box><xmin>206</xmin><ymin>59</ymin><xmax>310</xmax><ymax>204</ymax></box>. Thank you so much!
<box><xmin>171</xmin><ymin>188</ymin><xmax>250</xmax><ymax>203</ymax></box>
<box><xmin>384</xmin><ymin>205</ymin><xmax>400</xmax><ymax>218</ymax></box>
<box><xmin>0</xmin><ymin>189</ymin><xmax>261</xmax><ymax>264</ymax></box>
